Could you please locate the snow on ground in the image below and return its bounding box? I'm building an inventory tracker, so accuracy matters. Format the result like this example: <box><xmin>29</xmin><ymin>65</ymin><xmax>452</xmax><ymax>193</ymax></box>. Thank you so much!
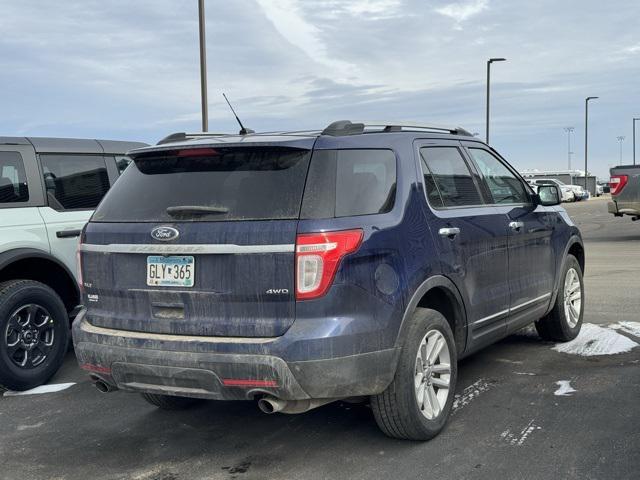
<box><xmin>3</xmin><ymin>383</ymin><xmax>76</xmax><ymax>397</ymax></box>
<box><xmin>552</xmin><ymin>323</ymin><xmax>638</xmax><ymax>356</ymax></box>
<box><xmin>554</xmin><ymin>380</ymin><xmax>576</xmax><ymax>396</ymax></box>
<box><xmin>608</xmin><ymin>321</ymin><xmax>640</xmax><ymax>339</ymax></box>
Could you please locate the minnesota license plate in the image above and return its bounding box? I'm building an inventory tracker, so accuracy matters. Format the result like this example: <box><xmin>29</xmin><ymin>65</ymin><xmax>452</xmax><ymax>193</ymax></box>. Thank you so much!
<box><xmin>146</xmin><ymin>256</ymin><xmax>195</xmax><ymax>287</ymax></box>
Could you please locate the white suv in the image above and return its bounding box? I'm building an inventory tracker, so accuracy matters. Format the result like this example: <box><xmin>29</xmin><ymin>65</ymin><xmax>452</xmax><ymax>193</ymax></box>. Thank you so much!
<box><xmin>0</xmin><ymin>136</ymin><xmax>145</xmax><ymax>390</ymax></box>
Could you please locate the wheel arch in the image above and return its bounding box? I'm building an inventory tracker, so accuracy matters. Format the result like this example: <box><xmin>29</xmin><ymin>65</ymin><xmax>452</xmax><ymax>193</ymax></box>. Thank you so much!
<box><xmin>395</xmin><ymin>275</ymin><xmax>467</xmax><ymax>355</ymax></box>
<box><xmin>0</xmin><ymin>248</ymin><xmax>80</xmax><ymax>317</ymax></box>
<box><xmin>547</xmin><ymin>235</ymin><xmax>585</xmax><ymax>314</ymax></box>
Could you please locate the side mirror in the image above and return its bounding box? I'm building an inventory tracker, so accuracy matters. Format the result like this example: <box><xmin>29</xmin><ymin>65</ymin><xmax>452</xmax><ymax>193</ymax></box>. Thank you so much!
<box><xmin>536</xmin><ymin>184</ymin><xmax>561</xmax><ymax>206</ymax></box>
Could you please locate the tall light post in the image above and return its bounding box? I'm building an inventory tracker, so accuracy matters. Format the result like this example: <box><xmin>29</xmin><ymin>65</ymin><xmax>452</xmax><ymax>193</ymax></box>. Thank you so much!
<box><xmin>564</xmin><ymin>127</ymin><xmax>575</xmax><ymax>170</ymax></box>
<box><xmin>486</xmin><ymin>57</ymin><xmax>506</xmax><ymax>144</ymax></box>
<box><xmin>584</xmin><ymin>96</ymin><xmax>598</xmax><ymax>190</ymax></box>
<box><xmin>633</xmin><ymin>117</ymin><xmax>639</xmax><ymax>165</ymax></box>
<box><xmin>617</xmin><ymin>136</ymin><xmax>625</xmax><ymax>165</ymax></box>
<box><xmin>198</xmin><ymin>0</ymin><xmax>208</xmax><ymax>132</ymax></box>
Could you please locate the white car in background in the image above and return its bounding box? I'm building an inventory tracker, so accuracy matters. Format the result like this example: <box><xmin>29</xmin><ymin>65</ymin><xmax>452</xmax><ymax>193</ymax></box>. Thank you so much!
<box><xmin>530</xmin><ymin>178</ymin><xmax>584</xmax><ymax>202</ymax></box>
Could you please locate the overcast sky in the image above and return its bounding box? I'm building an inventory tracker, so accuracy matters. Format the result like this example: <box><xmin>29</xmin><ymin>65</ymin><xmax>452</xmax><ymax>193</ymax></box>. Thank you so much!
<box><xmin>1</xmin><ymin>0</ymin><xmax>639</xmax><ymax>178</ymax></box>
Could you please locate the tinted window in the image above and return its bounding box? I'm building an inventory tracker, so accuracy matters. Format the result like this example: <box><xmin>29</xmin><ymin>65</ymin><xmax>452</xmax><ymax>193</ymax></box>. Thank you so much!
<box><xmin>92</xmin><ymin>147</ymin><xmax>311</xmax><ymax>222</ymax></box>
<box><xmin>468</xmin><ymin>148</ymin><xmax>529</xmax><ymax>204</ymax></box>
<box><xmin>420</xmin><ymin>147</ymin><xmax>483</xmax><ymax>207</ymax></box>
<box><xmin>0</xmin><ymin>152</ymin><xmax>29</xmax><ymax>203</ymax></box>
<box><xmin>301</xmin><ymin>149</ymin><xmax>396</xmax><ymax>218</ymax></box>
<box><xmin>40</xmin><ymin>155</ymin><xmax>110</xmax><ymax>210</ymax></box>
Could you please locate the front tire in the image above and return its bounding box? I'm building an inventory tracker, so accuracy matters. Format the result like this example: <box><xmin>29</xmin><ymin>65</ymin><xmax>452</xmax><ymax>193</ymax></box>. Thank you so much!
<box><xmin>0</xmin><ymin>280</ymin><xmax>69</xmax><ymax>391</ymax></box>
<box><xmin>371</xmin><ymin>308</ymin><xmax>457</xmax><ymax>440</ymax></box>
<box><xmin>536</xmin><ymin>254</ymin><xmax>584</xmax><ymax>341</ymax></box>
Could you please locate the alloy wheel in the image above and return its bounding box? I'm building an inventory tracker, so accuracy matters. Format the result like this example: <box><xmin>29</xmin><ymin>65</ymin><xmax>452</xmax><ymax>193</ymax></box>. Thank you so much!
<box><xmin>414</xmin><ymin>329</ymin><xmax>451</xmax><ymax>420</ymax></box>
<box><xmin>563</xmin><ymin>268</ymin><xmax>582</xmax><ymax>328</ymax></box>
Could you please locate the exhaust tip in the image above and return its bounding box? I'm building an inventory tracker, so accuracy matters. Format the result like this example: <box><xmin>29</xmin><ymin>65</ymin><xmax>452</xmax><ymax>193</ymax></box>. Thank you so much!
<box><xmin>257</xmin><ymin>398</ymin><xmax>276</xmax><ymax>414</ymax></box>
<box><xmin>93</xmin><ymin>378</ymin><xmax>113</xmax><ymax>393</ymax></box>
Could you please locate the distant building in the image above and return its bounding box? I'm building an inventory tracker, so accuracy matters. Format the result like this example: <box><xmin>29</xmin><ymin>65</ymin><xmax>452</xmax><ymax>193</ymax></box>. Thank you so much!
<box><xmin>520</xmin><ymin>169</ymin><xmax>597</xmax><ymax>195</ymax></box>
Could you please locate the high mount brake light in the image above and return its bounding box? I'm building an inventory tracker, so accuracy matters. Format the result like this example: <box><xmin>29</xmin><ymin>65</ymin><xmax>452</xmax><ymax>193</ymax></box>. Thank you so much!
<box><xmin>176</xmin><ymin>148</ymin><xmax>218</xmax><ymax>157</ymax></box>
<box><xmin>610</xmin><ymin>175</ymin><xmax>628</xmax><ymax>196</ymax></box>
<box><xmin>295</xmin><ymin>229</ymin><xmax>363</xmax><ymax>300</ymax></box>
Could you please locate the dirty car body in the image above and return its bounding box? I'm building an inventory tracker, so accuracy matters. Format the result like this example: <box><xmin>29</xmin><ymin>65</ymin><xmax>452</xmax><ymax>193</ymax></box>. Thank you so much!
<box><xmin>72</xmin><ymin>121</ymin><xmax>585</xmax><ymax>439</ymax></box>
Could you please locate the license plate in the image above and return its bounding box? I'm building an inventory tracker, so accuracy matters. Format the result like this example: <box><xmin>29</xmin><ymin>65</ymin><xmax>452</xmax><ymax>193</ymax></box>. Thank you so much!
<box><xmin>146</xmin><ymin>256</ymin><xmax>195</xmax><ymax>287</ymax></box>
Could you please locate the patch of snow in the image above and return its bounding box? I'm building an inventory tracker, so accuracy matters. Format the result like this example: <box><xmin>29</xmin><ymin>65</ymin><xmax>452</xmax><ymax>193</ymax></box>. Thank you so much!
<box><xmin>554</xmin><ymin>380</ymin><xmax>576</xmax><ymax>396</ymax></box>
<box><xmin>501</xmin><ymin>419</ymin><xmax>542</xmax><ymax>446</ymax></box>
<box><xmin>609</xmin><ymin>321</ymin><xmax>640</xmax><ymax>339</ymax></box>
<box><xmin>514</xmin><ymin>372</ymin><xmax>536</xmax><ymax>376</ymax></box>
<box><xmin>452</xmin><ymin>378</ymin><xmax>493</xmax><ymax>413</ymax></box>
<box><xmin>17</xmin><ymin>422</ymin><xmax>45</xmax><ymax>431</ymax></box>
<box><xmin>552</xmin><ymin>323</ymin><xmax>638</xmax><ymax>356</ymax></box>
<box><xmin>3</xmin><ymin>383</ymin><xmax>75</xmax><ymax>397</ymax></box>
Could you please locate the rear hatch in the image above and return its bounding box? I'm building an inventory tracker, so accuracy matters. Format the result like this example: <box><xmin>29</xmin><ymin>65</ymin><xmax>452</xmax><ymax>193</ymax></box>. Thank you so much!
<box><xmin>81</xmin><ymin>144</ymin><xmax>312</xmax><ymax>337</ymax></box>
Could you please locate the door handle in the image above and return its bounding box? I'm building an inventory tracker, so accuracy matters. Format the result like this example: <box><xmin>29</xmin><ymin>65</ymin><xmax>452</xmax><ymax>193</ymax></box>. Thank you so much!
<box><xmin>508</xmin><ymin>221</ymin><xmax>524</xmax><ymax>232</ymax></box>
<box><xmin>439</xmin><ymin>227</ymin><xmax>460</xmax><ymax>238</ymax></box>
<box><xmin>56</xmin><ymin>229</ymin><xmax>82</xmax><ymax>238</ymax></box>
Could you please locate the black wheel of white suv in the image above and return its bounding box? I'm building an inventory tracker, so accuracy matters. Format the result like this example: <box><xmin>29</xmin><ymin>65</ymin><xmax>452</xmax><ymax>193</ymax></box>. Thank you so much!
<box><xmin>371</xmin><ymin>308</ymin><xmax>457</xmax><ymax>441</ymax></box>
<box><xmin>0</xmin><ymin>280</ymin><xmax>69</xmax><ymax>391</ymax></box>
<box><xmin>535</xmin><ymin>254</ymin><xmax>584</xmax><ymax>342</ymax></box>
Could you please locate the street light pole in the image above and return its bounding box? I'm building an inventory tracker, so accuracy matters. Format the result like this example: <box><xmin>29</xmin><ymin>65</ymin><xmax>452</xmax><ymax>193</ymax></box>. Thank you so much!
<box><xmin>584</xmin><ymin>96</ymin><xmax>598</xmax><ymax>190</ymax></box>
<box><xmin>564</xmin><ymin>127</ymin><xmax>574</xmax><ymax>170</ymax></box>
<box><xmin>634</xmin><ymin>117</ymin><xmax>639</xmax><ymax>165</ymax></box>
<box><xmin>486</xmin><ymin>57</ymin><xmax>506</xmax><ymax>144</ymax></box>
<box><xmin>198</xmin><ymin>0</ymin><xmax>208</xmax><ymax>132</ymax></box>
<box><xmin>617</xmin><ymin>136</ymin><xmax>625</xmax><ymax>165</ymax></box>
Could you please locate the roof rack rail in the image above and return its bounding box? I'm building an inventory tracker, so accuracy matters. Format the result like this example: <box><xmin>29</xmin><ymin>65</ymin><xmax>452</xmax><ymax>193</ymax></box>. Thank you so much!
<box><xmin>156</xmin><ymin>132</ymin><xmax>228</xmax><ymax>145</ymax></box>
<box><xmin>321</xmin><ymin>120</ymin><xmax>473</xmax><ymax>137</ymax></box>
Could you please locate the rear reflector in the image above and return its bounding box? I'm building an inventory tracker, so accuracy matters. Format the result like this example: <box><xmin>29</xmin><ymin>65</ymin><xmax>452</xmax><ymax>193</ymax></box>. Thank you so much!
<box><xmin>610</xmin><ymin>175</ymin><xmax>628</xmax><ymax>196</ymax></box>
<box><xmin>222</xmin><ymin>379</ymin><xmax>278</xmax><ymax>388</ymax></box>
<box><xmin>80</xmin><ymin>363</ymin><xmax>111</xmax><ymax>374</ymax></box>
<box><xmin>295</xmin><ymin>229</ymin><xmax>363</xmax><ymax>300</ymax></box>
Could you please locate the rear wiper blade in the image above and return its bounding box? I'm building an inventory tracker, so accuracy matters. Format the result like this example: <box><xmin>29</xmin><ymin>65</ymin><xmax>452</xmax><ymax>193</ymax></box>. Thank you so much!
<box><xmin>166</xmin><ymin>205</ymin><xmax>229</xmax><ymax>216</ymax></box>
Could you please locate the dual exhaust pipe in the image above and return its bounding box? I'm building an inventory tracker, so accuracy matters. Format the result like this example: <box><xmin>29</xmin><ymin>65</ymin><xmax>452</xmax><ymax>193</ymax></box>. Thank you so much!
<box><xmin>91</xmin><ymin>377</ymin><xmax>333</xmax><ymax>415</ymax></box>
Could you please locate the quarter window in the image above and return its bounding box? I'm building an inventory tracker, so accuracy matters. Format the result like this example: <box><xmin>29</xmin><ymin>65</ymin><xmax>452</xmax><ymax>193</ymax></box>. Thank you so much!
<box><xmin>0</xmin><ymin>152</ymin><xmax>29</xmax><ymax>203</ymax></box>
<box><xmin>419</xmin><ymin>147</ymin><xmax>483</xmax><ymax>207</ymax></box>
<box><xmin>40</xmin><ymin>155</ymin><xmax>110</xmax><ymax>210</ymax></box>
<box><xmin>468</xmin><ymin>148</ymin><xmax>529</xmax><ymax>205</ymax></box>
<box><xmin>301</xmin><ymin>149</ymin><xmax>396</xmax><ymax>218</ymax></box>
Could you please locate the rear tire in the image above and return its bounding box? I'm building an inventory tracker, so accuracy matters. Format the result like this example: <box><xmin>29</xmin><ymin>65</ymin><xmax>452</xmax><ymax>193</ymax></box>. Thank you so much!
<box><xmin>535</xmin><ymin>254</ymin><xmax>584</xmax><ymax>342</ymax></box>
<box><xmin>140</xmin><ymin>392</ymin><xmax>203</xmax><ymax>410</ymax></box>
<box><xmin>0</xmin><ymin>280</ymin><xmax>69</xmax><ymax>391</ymax></box>
<box><xmin>371</xmin><ymin>308</ymin><xmax>457</xmax><ymax>441</ymax></box>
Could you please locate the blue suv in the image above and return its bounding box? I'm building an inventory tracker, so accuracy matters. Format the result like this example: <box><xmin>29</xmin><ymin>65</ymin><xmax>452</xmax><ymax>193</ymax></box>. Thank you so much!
<box><xmin>72</xmin><ymin>121</ymin><xmax>585</xmax><ymax>440</ymax></box>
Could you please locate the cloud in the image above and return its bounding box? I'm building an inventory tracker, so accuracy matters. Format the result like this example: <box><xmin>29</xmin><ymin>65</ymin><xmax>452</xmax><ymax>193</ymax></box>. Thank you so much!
<box><xmin>435</xmin><ymin>0</ymin><xmax>489</xmax><ymax>25</ymax></box>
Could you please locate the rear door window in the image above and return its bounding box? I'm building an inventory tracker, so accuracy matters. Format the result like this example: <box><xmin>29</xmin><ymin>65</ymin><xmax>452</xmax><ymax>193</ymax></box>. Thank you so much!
<box><xmin>419</xmin><ymin>147</ymin><xmax>483</xmax><ymax>207</ymax></box>
<box><xmin>467</xmin><ymin>148</ymin><xmax>529</xmax><ymax>205</ymax></box>
<box><xmin>301</xmin><ymin>149</ymin><xmax>396</xmax><ymax>218</ymax></box>
<box><xmin>0</xmin><ymin>151</ymin><xmax>29</xmax><ymax>203</ymax></box>
<box><xmin>40</xmin><ymin>155</ymin><xmax>110</xmax><ymax>210</ymax></box>
<box><xmin>92</xmin><ymin>147</ymin><xmax>311</xmax><ymax>222</ymax></box>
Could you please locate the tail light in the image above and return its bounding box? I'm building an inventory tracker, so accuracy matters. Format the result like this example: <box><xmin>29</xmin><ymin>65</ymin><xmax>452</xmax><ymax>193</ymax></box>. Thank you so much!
<box><xmin>76</xmin><ymin>245</ymin><xmax>84</xmax><ymax>294</ymax></box>
<box><xmin>295</xmin><ymin>229</ymin><xmax>363</xmax><ymax>300</ymax></box>
<box><xmin>610</xmin><ymin>175</ymin><xmax>628</xmax><ymax>196</ymax></box>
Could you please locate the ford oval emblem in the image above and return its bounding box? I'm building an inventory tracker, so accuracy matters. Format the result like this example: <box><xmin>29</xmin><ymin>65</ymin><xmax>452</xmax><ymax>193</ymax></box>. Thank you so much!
<box><xmin>151</xmin><ymin>226</ymin><xmax>179</xmax><ymax>241</ymax></box>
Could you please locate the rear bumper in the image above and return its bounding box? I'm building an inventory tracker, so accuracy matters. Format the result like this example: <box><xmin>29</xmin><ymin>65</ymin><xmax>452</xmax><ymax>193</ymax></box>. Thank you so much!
<box><xmin>609</xmin><ymin>200</ymin><xmax>640</xmax><ymax>217</ymax></box>
<box><xmin>72</xmin><ymin>309</ymin><xmax>398</xmax><ymax>401</ymax></box>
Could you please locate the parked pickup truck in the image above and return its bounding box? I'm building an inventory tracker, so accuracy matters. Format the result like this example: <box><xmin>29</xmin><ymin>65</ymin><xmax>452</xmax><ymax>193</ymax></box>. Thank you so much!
<box><xmin>608</xmin><ymin>165</ymin><xmax>640</xmax><ymax>221</ymax></box>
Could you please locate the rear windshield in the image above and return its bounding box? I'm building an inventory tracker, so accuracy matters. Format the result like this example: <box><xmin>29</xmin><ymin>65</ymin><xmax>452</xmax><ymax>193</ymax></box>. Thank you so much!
<box><xmin>92</xmin><ymin>147</ymin><xmax>311</xmax><ymax>222</ymax></box>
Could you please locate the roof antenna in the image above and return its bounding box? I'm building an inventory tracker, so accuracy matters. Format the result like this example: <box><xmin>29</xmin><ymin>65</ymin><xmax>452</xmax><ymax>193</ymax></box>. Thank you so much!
<box><xmin>222</xmin><ymin>93</ymin><xmax>254</xmax><ymax>135</ymax></box>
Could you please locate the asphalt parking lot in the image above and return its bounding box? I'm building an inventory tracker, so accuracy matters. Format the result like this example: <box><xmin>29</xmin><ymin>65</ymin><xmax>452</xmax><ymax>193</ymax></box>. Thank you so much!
<box><xmin>1</xmin><ymin>196</ymin><xmax>638</xmax><ymax>480</ymax></box>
